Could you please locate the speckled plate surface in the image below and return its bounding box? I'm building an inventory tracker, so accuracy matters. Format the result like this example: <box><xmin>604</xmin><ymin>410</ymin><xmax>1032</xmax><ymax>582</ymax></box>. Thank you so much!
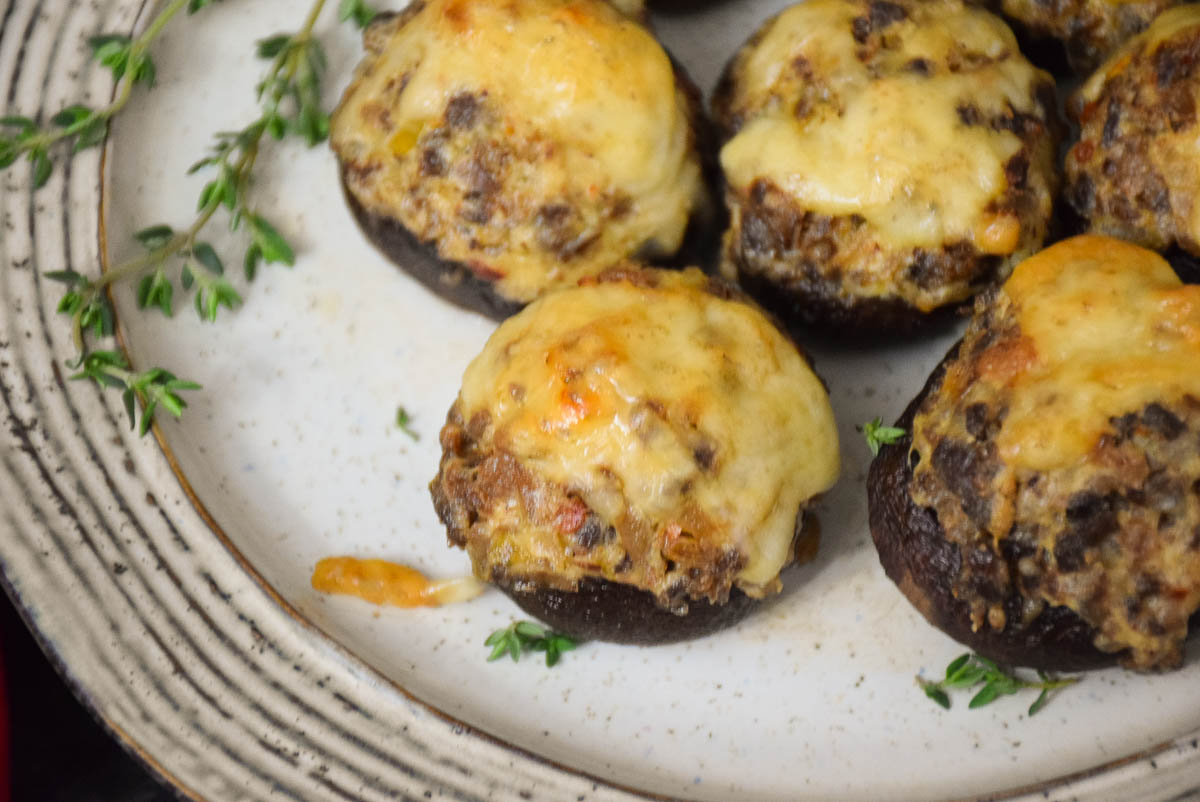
<box><xmin>5</xmin><ymin>1</ymin><xmax>1200</xmax><ymax>800</ymax></box>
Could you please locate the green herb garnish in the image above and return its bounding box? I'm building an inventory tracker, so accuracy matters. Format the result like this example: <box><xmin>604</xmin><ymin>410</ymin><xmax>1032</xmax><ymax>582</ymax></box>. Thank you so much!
<box><xmin>859</xmin><ymin>416</ymin><xmax>906</xmax><ymax>456</ymax></box>
<box><xmin>0</xmin><ymin>0</ymin><xmax>207</xmax><ymax>188</ymax></box>
<box><xmin>70</xmin><ymin>351</ymin><xmax>201</xmax><ymax>436</ymax></box>
<box><xmin>338</xmin><ymin>0</ymin><xmax>379</xmax><ymax>28</ymax></box>
<box><xmin>396</xmin><ymin>406</ymin><xmax>419</xmax><ymax>441</ymax></box>
<box><xmin>485</xmin><ymin>621</ymin><xmax>579</xmax><ymax>667</ymax></box>
<box><xmin>4</xmin><ymin>0</ymin><xmax>375</xmax><ymax>435</ymax></box>
<box><xmin>917</xmin><ymin>653</ymin><xmax>1080</xmax><ymax>716</ymax></box>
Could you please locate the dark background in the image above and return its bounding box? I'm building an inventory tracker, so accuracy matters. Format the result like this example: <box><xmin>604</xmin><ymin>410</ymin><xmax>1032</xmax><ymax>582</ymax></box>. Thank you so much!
<box><xmin>0</xmin><ymin>593</ymin><xmax>174</xmax><ymax>802</ymax></box>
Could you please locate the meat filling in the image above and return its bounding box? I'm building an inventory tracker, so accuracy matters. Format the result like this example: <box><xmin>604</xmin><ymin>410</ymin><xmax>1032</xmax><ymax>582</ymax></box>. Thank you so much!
<box><xmin>1066</xmin><ymin>6</ymin><xmax>1200</xmax><ymax>256</ymax></box>
<box><xmin>999</xmin><ymin>0</ymin><xmax>1180</xmax><ymax>73</ymax></box>
<box><xmin>909</xmin><ymin>282</ymin><xmax>1200</xmax><ymax>670</ymax></box>
<box><xmin>432</xmin><ymin>404</ymin><xmax>762</xmax><ymax>612</ymax></box>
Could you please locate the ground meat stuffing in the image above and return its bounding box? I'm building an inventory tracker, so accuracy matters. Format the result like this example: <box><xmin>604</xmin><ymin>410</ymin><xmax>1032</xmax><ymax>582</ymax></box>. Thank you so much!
<box><xmin>1066</xmin><ymin>11</ymin><xmax>1200</xmax><ymax>256</ymax></box>
<box><xmin>726</xmin><ymin>179</ymin><xmax>1009</xmax><ymax>316</ymax></box>
<box><xmin>909</xmin><ymin>292</ymin><xmax>1200</xmax><ymax>670</ymax></box>
<box><xmin>371</xmin><ymin>90</ymin><xmax>637</xmax><ymax>269</ymax></box>
<box><xmin>999</xmin><ymin>0</ymin><xmax>1180</xmax><ymax>73</ymax></box>
<box><xmin>430</xmin><ymin>403</ymin><xmax>752</xmax><ymax>613</ymax></box>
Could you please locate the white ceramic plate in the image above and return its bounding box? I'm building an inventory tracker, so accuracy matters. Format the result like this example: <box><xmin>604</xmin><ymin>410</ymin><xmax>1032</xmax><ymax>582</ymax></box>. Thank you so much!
<box><xmin>5</xmin><ymin>1</ymin><xmax>1200</xmax><ymax>799</ymax></box>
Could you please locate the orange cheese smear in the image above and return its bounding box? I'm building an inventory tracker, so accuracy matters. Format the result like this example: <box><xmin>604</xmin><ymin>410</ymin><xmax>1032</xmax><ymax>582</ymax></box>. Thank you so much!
<box><xmin>312</xmin><ymin>557</ymin><xmax>484</xmax><ymax>608</ymax></box>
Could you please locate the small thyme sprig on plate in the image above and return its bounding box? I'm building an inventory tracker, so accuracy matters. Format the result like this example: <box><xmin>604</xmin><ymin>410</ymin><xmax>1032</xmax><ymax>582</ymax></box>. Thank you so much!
<box><xmin>859</xmin><ymin>416</ymin><xmax>906</xmax><ymax>456</ymax></box>
<box><xmin>6</xmin><ymin>0</ymin><xmax>377</xmax><ymax>435</ymax></box>
<box><xmin>917</xmin><ymin>653</ymin><xmax>1080</xmax><ymax>716</ymax></box>
<box><xmin>486</xmin><ymin>621</ymin><xmax>579</xmax><ymax>667</ymax></box>
<box><xmin>395</xmin><ymin>406</ymin><xmax>418</xmax><ymax>441</ymax></box>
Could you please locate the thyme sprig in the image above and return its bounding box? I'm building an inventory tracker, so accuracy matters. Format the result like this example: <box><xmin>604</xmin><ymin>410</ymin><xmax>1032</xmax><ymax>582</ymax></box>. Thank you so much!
<box><xmin>71</xmin><ymin>351</ymin><xmax>201</xmax><ymax>437</ymax></box>
<box><xmin>6</xmin><ymin>0</ymin><xmax>382</xmax><ymax>434</ymax></box>
<box><xmin>96</xmin><ymin>0</ymin><xmax>335</xmax><ymax>335</ymax></box>
<box><xmin>486</xmin><ymin>621</ymin><xmax>579</xmax><ymax>667</ymax></box>
<box><xmin>917</xmin><ymin>653</ymin><xmax>1080</xmax><ymax>716</ymax></box>
<box><xmin>859</xmin><ymin>416</ymin><xmax>906</xmax><ymax>456</ymax></box>
<box><xmin>0</xmin><ymin>0</ymin><xmax>216</xmax><ymax>188</ymax></box>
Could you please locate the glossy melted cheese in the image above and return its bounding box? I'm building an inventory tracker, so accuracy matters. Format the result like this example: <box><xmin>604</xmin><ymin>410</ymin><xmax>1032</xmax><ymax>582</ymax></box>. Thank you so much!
<box><xmin>995</xmin><ymin>236</ymin><xmax>1200</xmax><ymax>471</ymax></box>
<box><xmin>330</xmin><ymin>0</ymin><xmax>703</xmax><ymax>303</ymax></box>
<box><xmin>456</xmin><ymin>269</ymin><xmax>840</xmax><ymax>593</ymax></box>
<box><xmin>721</xmin><ymin>0</ymin><xmax>1045</xmax><ymax>252</ymax></box>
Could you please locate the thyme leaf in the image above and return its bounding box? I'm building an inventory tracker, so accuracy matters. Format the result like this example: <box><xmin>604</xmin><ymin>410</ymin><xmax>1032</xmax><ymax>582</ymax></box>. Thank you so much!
<box><xmin>395</xmin><ymin>406</ymin><xmax>418</xmax><ymax>441</ymax></box>
<box><xmin>859</xmin><ymin>416</ymin><xmax>906</xmax><ymax>456</ymax></box>
<box><xmin>338</xmin><ymin>0</ymin><xmax>379</xmax><ymax>28</ymax></box>
<box><xmin>0</xmin><ymin>0</ymin><xmax>207</xmax><ymax>187</ymax></box>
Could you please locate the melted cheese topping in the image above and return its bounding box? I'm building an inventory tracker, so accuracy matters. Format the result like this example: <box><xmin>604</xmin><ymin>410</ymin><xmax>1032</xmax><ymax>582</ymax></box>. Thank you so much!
<box><xmin>456</xmin><ymin>269</ymin><xmax>840</xmax><ymax>593</ymax></box>
<box><xmin>721</xmin><ymin>0</ymin><xmax>1046</xmax><ymax>253</ymax></box>
<box><xmin>995</xmin><ymin>236</ymin><xmax>1200</xmax><ymax>471</ymax></box>
<box><xmin>330</xmin><ymin>0</ymin><xmax>704</xmax><ymax>303</ymax></box>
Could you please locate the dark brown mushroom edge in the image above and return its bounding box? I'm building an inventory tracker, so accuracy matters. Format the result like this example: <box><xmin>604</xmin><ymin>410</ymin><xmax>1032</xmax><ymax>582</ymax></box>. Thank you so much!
<box><xmin>712</xmin><ymin>0</ymin><xmax>1060</xmax><ymax>338</ymax></box>
<box><xmin>430</xmin><ymin>266</ymin><xmax>840</xmax><ymax>644</ymax></box>
<box><xmin>328</xmin><ymin>0</ymin><xmax>718</xmax><ymax>321</ymax></box>
<box><xmin>1065</xmin><ymin>5</ymin><xmax>1200</xmax><ymax>260</ymax></box>
<box><xmin>869</xmin><ymin>235</ymin><xmax>1200</xmax><ymax>672</ymax></box>
<box><xmin>997</xmin><ymin>0</ymin><xmax>1181</xmax><ymax>74</ymax></box>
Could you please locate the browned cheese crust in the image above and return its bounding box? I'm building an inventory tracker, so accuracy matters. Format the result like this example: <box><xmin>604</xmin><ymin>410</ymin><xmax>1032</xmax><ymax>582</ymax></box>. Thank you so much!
<box><xmin>712</xmin><ymin>0</ymin><xmax>1060</xmax><ymax>338</ymax></box>
<box><xmin>329</xmin><ymin>1</ymin><xmax>717</xmax><ymax>319</ymax></box>
<box><xmin>870</xmin><ymin>241</ymin><xmax>1200</xmax><ymax>671</ymax></box>
<box><xmin>430</xmin><ymin>267</ymin><xmax>838</xmax><ymax>643</ymax></box>
<box><xmin>999</xmin><ymin>0</ymin><xmax>1180</xmax><ymax>73</ymax></box>
<box><xmin>1066</xmin><ymin>7</ymin><xmax>1200</xmax><ymax>257</ymax></box>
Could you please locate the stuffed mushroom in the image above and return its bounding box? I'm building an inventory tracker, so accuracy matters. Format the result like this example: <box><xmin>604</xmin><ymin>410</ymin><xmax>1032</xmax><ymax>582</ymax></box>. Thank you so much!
<box><xmin>713</xmin><ymin>0</ymin><xmax>1060</xmax><ymax>336</ymax></box>
<box><xmin>998</xmin><ymin>0</ymin><xmax>1180</xmax><ymax>73</ymax></box>
<box><xmin>1065</xmin><ymin>4</ymin><xmax>1200</xmax><ymax>259</ymax></box>
<box><xmin>329</xmin><ymin>0</ymin><xmax>715</xmax><ymax>319</ymax></box>
<box><xmin>869</xmin><ymin>235</ymin><xmax>1200</xmax><ymax>671</ymax></box>
<box><xmin>430</xmin><ymin>267</ymin><xmax>840</xmax><ymax>643</ymax></box>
